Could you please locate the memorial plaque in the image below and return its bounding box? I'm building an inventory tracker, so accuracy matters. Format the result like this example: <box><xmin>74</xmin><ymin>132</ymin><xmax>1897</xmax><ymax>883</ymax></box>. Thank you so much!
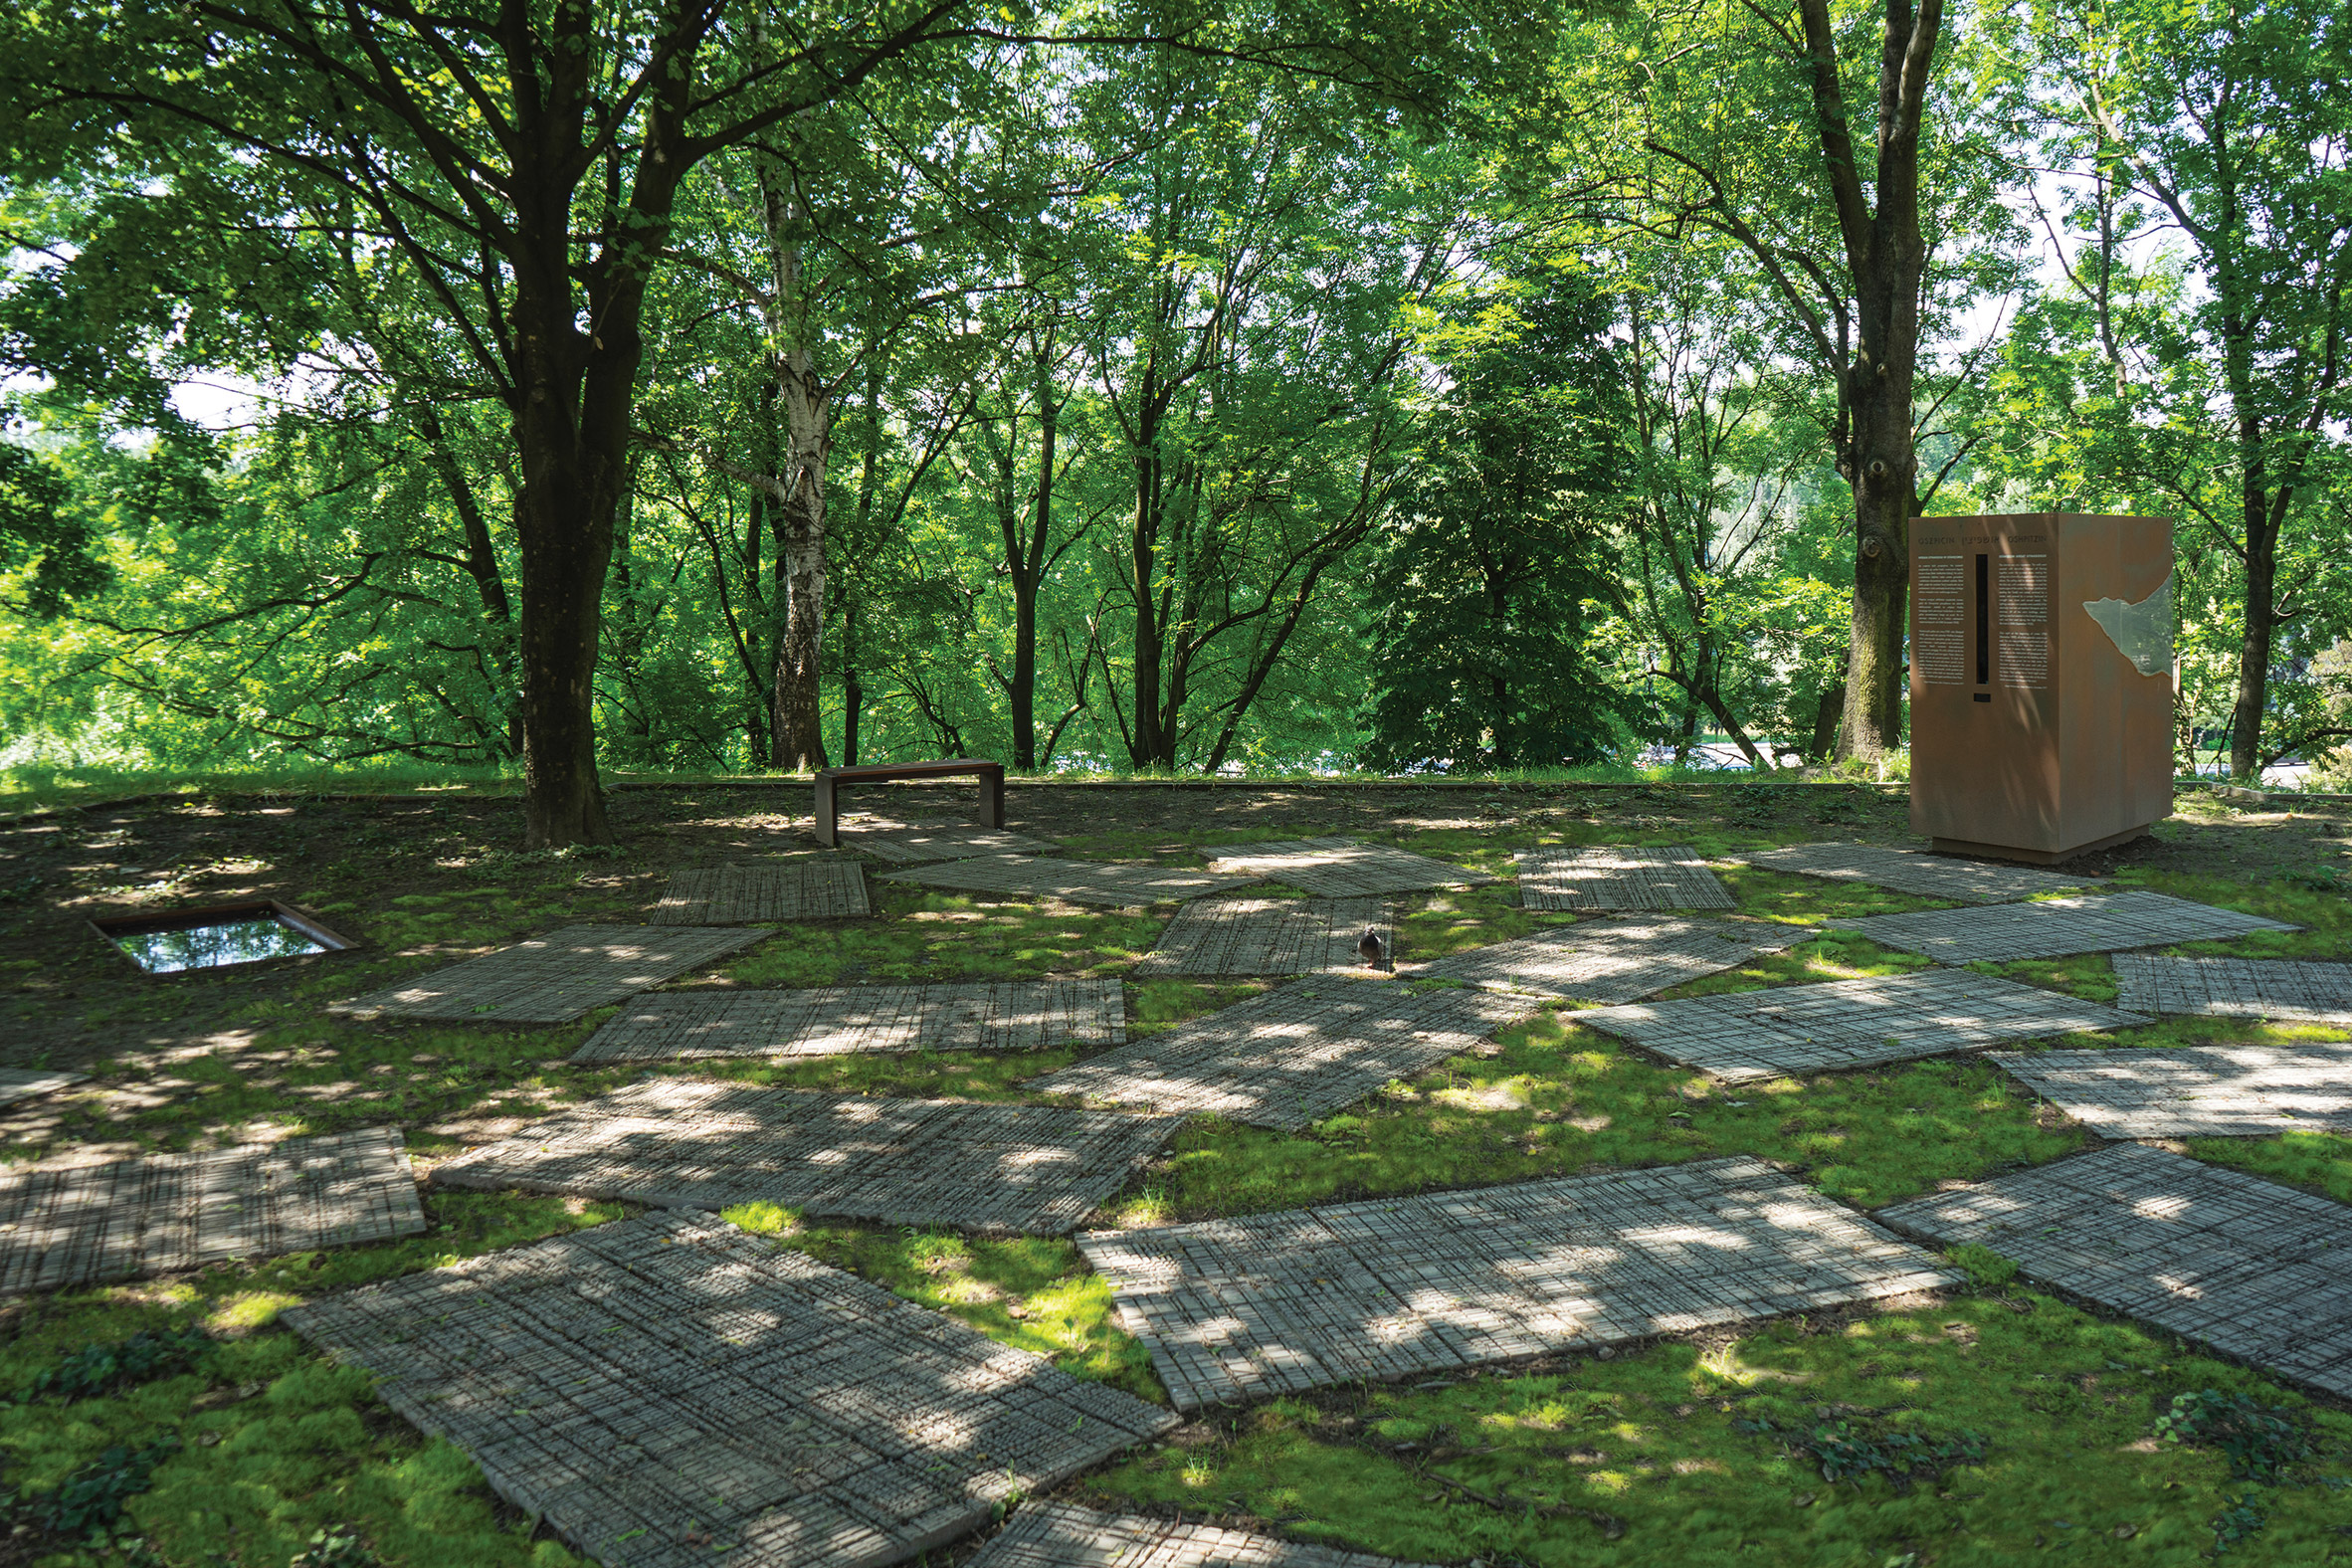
<box><xmin>1909</xmin><ymin>514</ymin><xmax>2173</xmax><ymax>863</ymax></box>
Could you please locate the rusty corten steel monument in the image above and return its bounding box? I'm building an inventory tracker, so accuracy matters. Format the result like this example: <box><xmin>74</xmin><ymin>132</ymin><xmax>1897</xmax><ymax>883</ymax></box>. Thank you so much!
<box><xmin>1909</xmin><ymin>513</ymin><xmax>2174</xmax><ymax>865</ymax></box>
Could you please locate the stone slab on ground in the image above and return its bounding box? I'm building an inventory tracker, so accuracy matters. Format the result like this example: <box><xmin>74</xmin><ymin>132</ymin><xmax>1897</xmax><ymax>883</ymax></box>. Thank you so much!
<box><xmin>329</xmin><ymin>924</ymin><xmax>765</xmax><ymax>1024</ymax></box>
<box><xmin>1025</xmin><ymin>981</ymin><xmax>1537</xmax><ymax>1130</ymax></box>
<box><xmin>971</xmin><ymin>1502</ymin><xmax>1427</xmax><ymax>1568</ymax></box>
<box><xmin>0</xmin><ymin>1068</ymin><xmax>85</xmax><ymax>1109</ymax></box>
<box><xmin>2112</xmin><ymin>954</ymin><xmax>2352</xmax><ymax>1023</ymax></box>
<box><xmin>841</xmin><ymin>826</ymin><xmax>1062</xmax><ymax>865</ymax></box>
<box><xmin>1078</xmin><ymin>1155</ymin><xmax>1956</xmax><ymax>1410</ymax></box>
<box><xmin>1406</xmin><ymin>916</ymin><xmax>1811</xmax><ymax>1002</ymax></box>
<box><xmin>652</xmin><ymin>863</ymin><xmax>872</xmax><ymax>923</ymax></box>
<box><xmin>1515</xmin><ymin>846</ymin><xmax>1735</xmax><ymax>911</ymax></box>
<box><xmin>1878</xmin><ymin>1144</ymin><xmax>2352</xmax><ymax>1400</ymax></box>
<box><xmin>571</xmin><ymin>980</ymin><xmax>1128</xmax><ymax>1066</ymax></box>
<box><xmin>1132</xmin><ymin>896</ymin><xmax>1391</xmax><ymax>977</ymax></box>
<box><xmin>0</xmin><ymin>1128</ymin><xmax>425</xmax><ymax>1294</ymax></box>
<box><xmin>1200</xmin><ymin>839</ymin><xmax>1493</xmax><ymax>897</ymax></box>
<box><xmin>285</xmin><ymin>1211</ymin><xmax>1178</xmax><ymax>1568</ymax></box>
<box><xmin>879</xmin><ymin>854</ymin><xmax>1264</xmax><ymax>908</ymax></box>
<box><xmin>1828</xmin><ymin>889</ymin><xmax>2296</xmax><ymax>963</ymax></box>
<box><xmin>1572</xmin><ymin>969</ymin><xmax>2147</xmax><ymax>1082</ymax></box>
<box><xmin>1987</xmin><ymin>1044</ymin><xmax>2352</xmax><ymax>1137</ymax></box>
<box><xmin>433</xmin><ymin>1079</ymin><xmax>1177</xmax><ymax>1236</ymax></box>
<box><xmin>1730</xmin><ymin>842</ymin><xmax>2098</xmax><ymax>902</ymax></box>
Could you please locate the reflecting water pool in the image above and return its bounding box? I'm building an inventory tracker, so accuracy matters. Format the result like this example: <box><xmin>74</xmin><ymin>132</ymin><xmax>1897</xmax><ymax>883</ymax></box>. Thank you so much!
<box><xmin>95</xmin><ymin>903</ymin><xmax>350</xmax><ymax>974</ymax></box>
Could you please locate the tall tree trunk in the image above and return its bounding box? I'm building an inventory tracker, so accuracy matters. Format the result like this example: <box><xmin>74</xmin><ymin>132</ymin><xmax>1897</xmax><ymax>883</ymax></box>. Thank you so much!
<box><xmin>842</xmin><ymin>594</ymin><xmax>864</xmax><ymax>766</ymax></box>
<box><xmin>1129</xmin><ymin>404</ymin><xmax>1170</xmax><ymax>769</ymax></box>
<box><xmin>2229</xmin><ymin>465</ymin><xmax>2280</xmax><ymax>780</ymax></box>
<box><xmin>1010</xmin><ymin>373</ymin><xmax>1057</xmax><ymax>772</ymax></box>
<box><xmin>751</xmin><ymin>152</ymin><xmax>831</xmax><ymax>773</ymax></box>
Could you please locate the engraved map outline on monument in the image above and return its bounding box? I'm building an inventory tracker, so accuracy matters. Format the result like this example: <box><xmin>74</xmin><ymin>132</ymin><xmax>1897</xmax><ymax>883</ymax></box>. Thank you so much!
<box><xmin>2081</xmin><ymin>568</ymin><xmax>2173</xmax><ymax>677</ymax></box>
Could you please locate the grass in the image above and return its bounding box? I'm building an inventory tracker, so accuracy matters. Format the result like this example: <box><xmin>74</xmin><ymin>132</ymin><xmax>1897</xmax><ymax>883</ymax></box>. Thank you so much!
<box><xmin>3</xmin><ymin>782</ymin><xmax>2350</xmax><ymax>1565</ymax></box>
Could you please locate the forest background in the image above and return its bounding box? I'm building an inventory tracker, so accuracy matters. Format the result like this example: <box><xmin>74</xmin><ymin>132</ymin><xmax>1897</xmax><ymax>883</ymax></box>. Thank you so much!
<box><xmin>0</xmin><ymin>0</ymin><xmax>2346</xmax><ymax>845</ymax></box>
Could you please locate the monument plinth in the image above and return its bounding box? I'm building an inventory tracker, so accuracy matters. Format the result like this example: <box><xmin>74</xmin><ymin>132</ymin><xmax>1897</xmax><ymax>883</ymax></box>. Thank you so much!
<box><xmin>1909</xmin><ymin>513</ymin><xmax>2173</xmax><ymax>865</ymax></box>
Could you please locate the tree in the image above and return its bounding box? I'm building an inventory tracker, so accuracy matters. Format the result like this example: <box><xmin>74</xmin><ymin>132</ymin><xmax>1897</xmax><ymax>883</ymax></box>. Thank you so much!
<box><xmin>1360</xmin><ymin>275</ymin><xmax>1628</xmax><ymax>772</ymax></box>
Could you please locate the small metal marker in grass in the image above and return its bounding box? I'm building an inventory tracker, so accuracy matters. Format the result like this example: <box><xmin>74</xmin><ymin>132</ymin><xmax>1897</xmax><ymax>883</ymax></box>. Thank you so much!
<box><xmin>91</xmin><ymin>898</ymin><xmax>356</xmax><ymax>974</ymax></box>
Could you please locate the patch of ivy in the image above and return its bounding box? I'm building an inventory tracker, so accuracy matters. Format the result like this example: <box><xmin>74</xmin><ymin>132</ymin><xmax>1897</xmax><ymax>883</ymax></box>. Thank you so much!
<box><xmin>11</xmin><ymin>1436</ymin><xmax>180</xmax><ymax>1538</ymax></box>
<box><xmin>1737</xmin><ymin>1412</ymin><xmax>1987</xmax><ymax>1490</ymax></box>
<box><xmin>14</xmin><ymin>1326</ymin><xmax>211</xmax><ymax>1403</ymax></box>
<box><xmin>2152</xmin><ymin>1389</ymin><xmax>2315</xmax><ymax>1483</ymax></box>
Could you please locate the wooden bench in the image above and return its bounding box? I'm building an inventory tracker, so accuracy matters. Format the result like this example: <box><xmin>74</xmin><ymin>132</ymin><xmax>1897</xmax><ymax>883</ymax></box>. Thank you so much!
<box><xmin>812</xmin><ymin>759</ymin><xmax>1006</xmax><ymax>847</ymax></box>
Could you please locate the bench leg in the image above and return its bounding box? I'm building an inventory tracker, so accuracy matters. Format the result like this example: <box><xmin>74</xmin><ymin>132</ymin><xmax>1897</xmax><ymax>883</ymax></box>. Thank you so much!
<box><xmin>813</xmin><ymin>776</ymin><xmax>838</xmax><ymax>847</ymax></box>
<box><xmin>981</xmin><ymin>769</ymin><xmax>1005</xmax><ymax>829</ymax></box>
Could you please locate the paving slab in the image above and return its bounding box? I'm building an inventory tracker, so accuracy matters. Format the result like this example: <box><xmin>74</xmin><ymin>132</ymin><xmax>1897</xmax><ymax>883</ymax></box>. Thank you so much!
<box><xmin>434</xmin><ymin>1079</ymin><xmax>1176</xmax><ymax>1236</ymax></box>
<box><xmin>1406</xmin><ymin>916</ymin><xmax>1812</xmax><ymax>1002</ymax></box>
<box><xmin>0</xmin><ymin>1128</ymin><xmax>425</xmax><ymax>1294</ymax></box>
<box><xmin>1878</xmin><ymin>1143</ymin><xmax>2352</xmax><ymax>1400</ymax></box>
<box><xmin>1828</xmin><ymin>889</ymin><xmax>2296</xmax><ymax>963</ymax></box>
<box><xmin>329</xmin><ymin>924</ymin><xmax>765</xmax><ymax>1023</ymax></box>
<box><xmin>286</xmin><ymin>1211</ymin><xmax>1178</xmax><ymax>1568</ymax></box>
<box><xmin>1025</xmin><ymin>981</ymin><xmax>1537</xmax><ymax>1130</ymax></box>
<box><xmin>1730</xmin><ymin>842</ymin><xmax>2098</xmax><ymax>902</ymax></box>
<box><xmin>652</xmin><ymin>863</ymin><xmax>872</xmax><ymax>923</ymax></box>
<box><xmin>881</xmin><ymin>854</ymin><xmax>1264</xmax><ymax>908</ymax></box>
<box><xmin>1987</xmin><ymin>1044</ymin><xmax>2352</xmax><ymax>1136</ymax></box>
<box><xmin>2113</xmin><ymin>954</ymin><xmax>2352</xmax><ymax>1023</ymax></box>
<box><xmin>1515</xmin><ymin>846</ymin><xmax>1735</xmax><ymax>911</ymax></box>
<box><xmin>1200</xmin><ymin>839</ymin><xmax>1493</xmax><ymax>897</ymax></box>
<box><xmin>1572</xmin><ymin>969</ymin><xmax>2147</xmax><ymax>1081</ymax></box>
<box><xmin>0</xmin><ymin>1068</ymin><xmax>86</xmax><ymax>1109</ymax></box>
<box><xmin>971</xmin><ymin>1502</ymin><xmax>1427</xmax><ymax>1568</ymax></box>
<box><xmin>1133</xmin><ymin>897</ymin><xmax>1391</xmax><ymax>977</ymax></box>
<box><xmin>842</xmin><ymin>826</ymin><xmax>1062</xmax><ymax>865</ymax></box>
<box><xmin>571</xmin><ymin>981</ymin><xmax>1128</xmax><ymax>1066</ymax></box>
<box><xmin>1078</xmin><ymin>1156</ymin><xmax>1956</xmax><ymax>1410</ymax></box>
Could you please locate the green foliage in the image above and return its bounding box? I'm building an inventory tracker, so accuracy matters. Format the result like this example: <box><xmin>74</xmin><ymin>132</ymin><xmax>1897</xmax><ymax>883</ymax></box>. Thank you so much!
<box><xmin>15</xmin><ymin>1328</ymin><xmax>211</xmax><ymax>1404</ymax></box>
<box><xmin>2152</xmin><ymin>1390</ymin><xmax>2316</xmax><ymax>1485</ymax></box>
<box><xmin>14</xmin><ymin>1437</ymin><xmax>179</xmax><ymax>1539</ymax></box>
<box><xmin>1736</xmin><ymin>1413</ymin><xmax>1987</xmax><ymax>1490</ymax></box>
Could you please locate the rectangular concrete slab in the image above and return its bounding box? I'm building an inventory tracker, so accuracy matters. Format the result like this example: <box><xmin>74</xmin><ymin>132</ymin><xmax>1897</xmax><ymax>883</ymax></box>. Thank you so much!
<box><xmin>1730</xmin><ymin>842</ymin><xmax>2097</xmax><ymax>902</ymax></box>
<box><xmin>653</xmin><ymin>863</ymin><xmax>872</xmax><ymax>923</ymax></box>
<box><xmin>285</xmin><ymin>1212</ymin><xmax>1178</xmax><ymax>1568</ymax></box>
<box><xmin>843</xmin><ymin>826</ymin><xmax>1062</xmax><ymax>865</ymax></box>
<box><xmin>1201</xmin><ymin>839</ymin><xmax>1493</xmax><ymax>897</ymax></box>
<box><xmin>1133</xmin><ymin>897</ymin><xmax>1391</xmax><ymax>977</ymax></box>
<box><xmin>2113</xmin><ymin>954</ymin><xmax>2352</xmax><ymax>1023</ymax></box>
<box><xmin>0</xmin><ymin>1068</ymin><xmax>86</xmax><ymax>1109</ymax></box>
<box><xmin>1024</xmin><ymin>981</ymin><xmax>1538</xmax><ymax>1130</ymax></box>
<box><xmin>972</xmin><ymin>1502</ymin><xmax>1429</xmax><ymax>1568</ymax></box>
<box><xmin>1878</xmin><ymin>1144</ymin><xmax>2352</xmax><ymax>1400</ymax></box>
<box><xmin>1572</xmin><ymin>969</ymin><xmax>2148</xmax><ymax>1081</ymax></box>
<box><xmin>1407</xmin><ymin>917</ymin><xmax>1812</xmax><ymax>1002</ymax></box>
<box><xmin>1516</xmin><ymin>846</ymin><xmax>1735</xmax><ymax>911</ymax></box>
<box><xmin>880</xmin><ymin>854</ymin><xmax>1264</xmax><ymax>908</ymax></box>
<box><xmin>329</xmin><ymin>924</ymin><xmax>765</xmax><ymax>1024</ymax></box>
<box><xmin>433</xmin><ymin>1079</ymin><xmax>1178</xmax><ymax>1236</ymax></box>
<box><xmin>0</xmin><ymin>1128</ymin><xmax>426</xmax><ymax>1294</ymax></box>
<box><xmin>571</xmin><ymin>981</ymin><xmax>1127</xmax><ymax>1066</ymax></box>
<box><xmin>1078</xmin><ymin>1156</ymin><xmax>1957</xmax><ymax>1410</ymax></box>
<box><xmin>1828</xmin><ymin>889</ymin><xmax>2296</xmax><ymax>963</ymax></box>
<box><xmin>1987</xmin><ymin>1044</ymin><xmax>2352</xmax><ymax>1136</ymax></box>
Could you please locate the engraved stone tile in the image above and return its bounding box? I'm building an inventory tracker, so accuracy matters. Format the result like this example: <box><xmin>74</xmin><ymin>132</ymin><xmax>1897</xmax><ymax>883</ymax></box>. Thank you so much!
<box><xmin>1515</xmin><ymin>846</ymin><xmax>1735</xmax><ymax>911</ymax></box>
<box><xmin>1133</xmin><ymin>897</ymin><xmax>1391</xmax><ymax>977</ymax></box>
<box><xmin>1024</xmin><ymin>982</ymin><xmax>1540</xmax><ymax>1129</ymax></box>
<box><xmin>0</xmin><ymin>1068</ymin><xmax>85</xmax><ymax>1109</ymax></box>
<box><xmin>1987</xmin><ymin>1044</ymin><xmax>2352</xmax><ymax>1137</ymax></box>
<box><xmin>571</xmin><ymin>981</ymin><xmax>1127</xmax><ymax>1066</ymax></box>
<box><xmin>652</xmin><ymin>863</ymin><xmax>872</xmax><ymax>923</ymax></box>
<box><xmin>329</xmin><ymin>925</ymin><xmax>765</xmax><ymax>1023</ymax></box>
<box><xmin>435</xmin><ymin>1080</ymin><xmax>1178</xmax><ymax>1236</ymax></box>
<box><xmin>0</xmin><ymin>1128</ymin><xmax>426</xmax><ymax>1293</ymax></box>
<box><xmin>971</xmin><ymin>1502</ymin><xmax>1430</xmax><ymax>1568</ymax></box>
<box><xmin>1729</xmin><ymin>842</ymin><xmax>2097</xmax><ymax>902</ymax></box>
<box><xmin>2112</xmin><ymin>954</ymin><xmax>2352</xmax><ymax>1023</ymax></box>
<box><xmin>880</xmin><ymin>854</ymin><xmax>1263</xmax><ymax>907</ymax></box>
<box><xmin>1200</xmin><ymin>839</ymin><xmax>1492</xmax><ymax>897</ymax></box>
<box><xmin>1571</xmin><ymin>969</ymin><xmax>2146</xmax><ymax>1081</ymax></box>
<box><xmin>1828</xmin><ymin>890</ymin><xmax>2296</xmax><ymax>963</ymax></box>
<box><xmin>1878</xmin><ymin>1144</ymin><xmax>2352</xmax><ymax>1400</ymax></box>
<box><xmin>1406</xmin><ymin>916</ymin><xmax>1812</xmax><ymax>1002</ymax></box>
<box><xmin>843</xmin><ymin>826</ymin><xmax>1062</xmax><ymax>865</ymax></box>
<box><xmin>1078</xmin><ymin>1157</ymin><xmax>1957</xmax><ymax>1410</ymax></box>
<box><xmin>286</xmin><ymin>1212</ymin><xmax>1179</xmax><ymax>1568</ymax></box>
